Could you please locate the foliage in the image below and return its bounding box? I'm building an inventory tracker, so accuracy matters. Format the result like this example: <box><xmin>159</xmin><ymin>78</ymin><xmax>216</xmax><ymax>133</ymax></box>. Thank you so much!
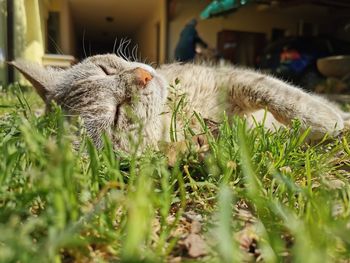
<box><xmin>1</xmin><ymin>85</ymin><xmax>350</xmax><ymax>262</ymax></box>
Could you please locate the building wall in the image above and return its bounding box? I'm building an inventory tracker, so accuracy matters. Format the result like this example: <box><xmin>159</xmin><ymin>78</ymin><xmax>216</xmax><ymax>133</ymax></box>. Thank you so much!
<box><xmin>134</xmin><ymin>0</ymin><xmax>167</xmax><ymax>64</ymax></box>
<box><xmin>12</xmin><ymin>0</ymin><xmax>49</xmax><ymax>83</ymax></box>
<box><xmin>10</xmin><ymin>0</ymin><xmax>75</xmax><ymax>83</ymax></box>
<box><xmin>49</xmin><ymin>0</ymin><xmax>76</xmax><ymax>55</ymax></box>
<box><xmin>168</xmin><ymin>0</ymin><xmax>334</xmax><ymax>61</ymax></box>
<box><xmin>13</xmin><ymin>0</ymin><xmax>75</xmax><ymax>61</ymax></box>
<box><xmin>14</xmin><ymin>0</ymin><xmax>46</xmax><ymax>64</ymax></box>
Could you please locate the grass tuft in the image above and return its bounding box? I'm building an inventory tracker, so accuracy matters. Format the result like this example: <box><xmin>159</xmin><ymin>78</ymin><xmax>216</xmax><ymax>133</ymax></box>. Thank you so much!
<box><xmin>1</xmin><ymin>85</ymin><xmax>350</xmax><ymax>262</ymax></box>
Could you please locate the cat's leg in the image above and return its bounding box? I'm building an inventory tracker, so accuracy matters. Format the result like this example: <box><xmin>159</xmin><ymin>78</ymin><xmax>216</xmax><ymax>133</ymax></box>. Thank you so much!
<box><xmin>246</xmin><ymin>110</ymin><xmax>285</xmax><ymax>131</ymax></box>
<box><xmin>227</xmin><ymin>69</ymin><xmax>344</xmax><ymax>139</ymax></box>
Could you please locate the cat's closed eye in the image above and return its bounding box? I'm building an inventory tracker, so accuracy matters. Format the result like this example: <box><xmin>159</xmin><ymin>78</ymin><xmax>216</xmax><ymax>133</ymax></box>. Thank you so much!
<box><xmin>98</xmin><ymin>64</ymin><xmax>113</xmax><ymax>75</ymax></box>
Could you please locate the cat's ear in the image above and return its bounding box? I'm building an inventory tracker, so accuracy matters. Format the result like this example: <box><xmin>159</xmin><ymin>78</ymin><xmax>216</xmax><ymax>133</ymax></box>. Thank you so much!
<box><xmin>8</xmin><ymin>60</ymin><xmax>56</xmax><ymax>101</ymax></box>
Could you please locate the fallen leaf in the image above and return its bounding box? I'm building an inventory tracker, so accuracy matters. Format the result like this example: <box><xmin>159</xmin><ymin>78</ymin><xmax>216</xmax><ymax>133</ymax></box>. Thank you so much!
<box><xmin>173</xmin><ymin>213</ymin><xmax>208</xmax><ymax>258</ymax></box>
<box><xmin>183</xmin><ymin>232</ymin><xmax>207</xmax><ymax>258</ymax></box>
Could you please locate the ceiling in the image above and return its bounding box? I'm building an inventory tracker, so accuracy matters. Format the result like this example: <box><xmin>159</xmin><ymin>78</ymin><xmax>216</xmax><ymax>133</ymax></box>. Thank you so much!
<box><xmin>69</xmin><ymin>0</ymin><xmax>159</xmax><ymax>41</ymax></box>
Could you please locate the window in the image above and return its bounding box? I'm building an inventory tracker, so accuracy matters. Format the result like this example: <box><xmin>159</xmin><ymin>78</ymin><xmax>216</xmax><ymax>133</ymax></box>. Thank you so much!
<box><xmin>47</xmin><ymin>12</ymin><xmax>61</xmax><ymax>54</ymax></box>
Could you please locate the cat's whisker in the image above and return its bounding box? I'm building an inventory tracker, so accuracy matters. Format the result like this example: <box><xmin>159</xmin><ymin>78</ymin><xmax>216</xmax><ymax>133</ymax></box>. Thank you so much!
<box><xmin>135</xmin><ymin>45</ymin><xmax>139</xmax><ymax>61</ymax></box>
<box><xmin>112</xmin><ymin>36</ymin><xmax>118</xmax><ymax>54</ymax></box>
<box><xmin>138</xmin><ymin>48</ymin><xmax>141</xmax><ymax>61</ymax></box>
<box><xmin>116</xmin><ymin>38</ymin><xmax>124</xmax><ymax>57</ymax></box>
<box><xmin>135</xmin><ymin>47</ymin><xmax>142</xmax><ymax>62</ymax></box>
<box><xmin>150</xmin><ymin>61</ymin><xmax>157</xmax><ymax>67</ymax></box>
<box><xmin>48</xmin><ymin>35</ymin><xmax>63</xmax><ymax>55</ymax></box>
<box><xmin>132</xmin><ymin>44</ymin><xmax>139</xmax><ymax>62</ymax></box>
<box><xmin>143</xmin><ymin>57</ymin><xmax>154</xmax><ymax>66</ymax></box>
<box><xmin>126</xmin><ymin>40</ymin><xmax>132</xmax><ymax>61</ymax></box>
<box><xmin>123</xmin><ymin>39</ymin><xmax>132</xmax><ymax>61</ymax></box>
<box><xmin>118</xmin><ymin>38</ymin><xmax>129</xmax><ymax>60</ymax></box>
<box><xmin>82</xmin><ymin>29</ymin><xmax>87</xmax><ymax>58</ymax></box>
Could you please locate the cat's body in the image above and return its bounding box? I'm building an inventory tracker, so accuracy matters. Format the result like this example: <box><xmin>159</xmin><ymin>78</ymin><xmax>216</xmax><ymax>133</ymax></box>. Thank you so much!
<box><xmin>10</xmin><ymin>54</ymin><xmax>348</xmax><ymax>151</ymax></box>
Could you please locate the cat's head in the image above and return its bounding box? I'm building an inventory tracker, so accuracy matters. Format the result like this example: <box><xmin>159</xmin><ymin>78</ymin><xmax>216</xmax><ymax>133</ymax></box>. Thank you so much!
<box><xmin>10</xmin><ymin>54</ymin><xmax>168</xmax><ymax>148</ymax></box>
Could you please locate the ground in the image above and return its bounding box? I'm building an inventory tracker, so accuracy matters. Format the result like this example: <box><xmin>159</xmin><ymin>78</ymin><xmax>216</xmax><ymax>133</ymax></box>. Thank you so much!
<box><xmin>1</xmin><ymin>85</ymin><xmax>350</xmax><ymax>262</ymax></box>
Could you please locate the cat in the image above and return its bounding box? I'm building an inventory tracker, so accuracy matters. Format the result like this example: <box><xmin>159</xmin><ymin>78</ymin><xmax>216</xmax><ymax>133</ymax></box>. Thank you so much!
<box><xmin>9</xmin><ymin>54</ymin><xmax>349</xmax><ymax>151</ymax></box>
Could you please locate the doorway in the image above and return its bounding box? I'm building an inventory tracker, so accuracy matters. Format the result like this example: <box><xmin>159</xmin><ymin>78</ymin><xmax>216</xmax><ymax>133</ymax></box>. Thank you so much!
<box><xmin>217</xmin><ymin>30</ymin><xmax>266</xmax><ymax>67</ymax></box>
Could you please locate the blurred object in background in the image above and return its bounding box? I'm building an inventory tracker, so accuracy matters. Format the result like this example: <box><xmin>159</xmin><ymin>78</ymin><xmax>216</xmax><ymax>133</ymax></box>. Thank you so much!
<box><xmin>194</xmin><ymin>44</ymin><xmax>219</xmax><ymax>63</ymax></box>
<box><xmin>257</xmin><ymin>36</ymin><xmax>350</xmax><ymax>91</ymax></box>
<box><xmin>314</xmin><ymin>78</ymin><xmax>348</xmax><ymax>94</ymax></box>
<box><xmin>200</xmin><ymin>0</ymin><xmax>251</xmax><ymax>19</ymax></box>
<box><xmin>317</xmin><ymin>55</ymin><xmax>350</xmax><ymax>79</ymax></box>
<box><xmin>175</xmin><ymin>18</ymin><xmax>208</xmax><ymax>62</ymax></box>
<box><xmin>314</xmin><ymin>55</ymin><xmax>350</xmax><ymax>94</ymax></box>
<box><xmin>1</xmin><ymin>0</ymin><xmax>350</xmax><ymax>91</ymax></box>
<box><xmin>217</xmin><ymin>30</ymin><xmax>265</xmax><ymax>67</ymax></box>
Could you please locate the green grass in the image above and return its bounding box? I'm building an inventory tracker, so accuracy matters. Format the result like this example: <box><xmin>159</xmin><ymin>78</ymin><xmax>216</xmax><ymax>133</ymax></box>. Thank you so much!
<box><xmin>1</xmin><ymin>85</ymin><xmax>350</xmax><ymax>262</ymax></box>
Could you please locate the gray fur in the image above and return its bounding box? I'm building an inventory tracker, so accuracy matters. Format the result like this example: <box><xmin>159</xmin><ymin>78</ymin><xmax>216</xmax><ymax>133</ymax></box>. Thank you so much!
<box><xmin>11</xmin><ymin>54</ymin><xmax>347</xmax><ymax>150</ymax></box>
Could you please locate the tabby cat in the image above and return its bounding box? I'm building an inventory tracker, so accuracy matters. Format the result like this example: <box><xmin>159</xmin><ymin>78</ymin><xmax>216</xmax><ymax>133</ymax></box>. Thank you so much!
<box><xmin>10</xmin><ymin>54</ymin><xmax>348</xmax><ymax>150</ymax></box>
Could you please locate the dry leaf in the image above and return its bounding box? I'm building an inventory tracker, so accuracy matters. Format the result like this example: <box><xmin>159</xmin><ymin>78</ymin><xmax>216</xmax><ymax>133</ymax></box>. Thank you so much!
<box><xmin>183</xmin><ymin>232</ymin><xmax>207</xmax><ymax>258</ymax></box>
<box><xmin>182</xmin><ymin>220</ymin><xmax>207</xmax><ymax>258</ymax></box>
<box><xmin>158</xmin><ymin>140</ymin><xmax>188</xmax><ymax>167</ymax></box>
<box><xmin>159</xmin><ymin>135</ymin><xmax>211</xmax><ymax>167</ymax></box>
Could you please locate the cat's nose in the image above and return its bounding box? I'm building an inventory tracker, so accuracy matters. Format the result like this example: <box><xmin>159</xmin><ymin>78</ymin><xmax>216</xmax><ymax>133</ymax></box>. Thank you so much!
<box><xmin>134</xmin><ymin>67</ymin><xmax>153</xmax><ymax>87</ymax></box>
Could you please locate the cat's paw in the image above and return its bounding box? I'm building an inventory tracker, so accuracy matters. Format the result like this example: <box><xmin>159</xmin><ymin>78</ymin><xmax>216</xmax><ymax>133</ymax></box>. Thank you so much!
<box><xmin>304</xmin><ymin>105</ymin><xmax>344</xmax><ymax>139</ymax></box>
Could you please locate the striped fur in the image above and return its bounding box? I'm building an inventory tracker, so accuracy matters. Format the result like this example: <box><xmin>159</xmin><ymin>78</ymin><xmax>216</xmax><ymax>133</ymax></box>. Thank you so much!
<box><xmin>11</xmin><ymin>54</ymin><xmax>347</xmax><ymax>150</ymax></box>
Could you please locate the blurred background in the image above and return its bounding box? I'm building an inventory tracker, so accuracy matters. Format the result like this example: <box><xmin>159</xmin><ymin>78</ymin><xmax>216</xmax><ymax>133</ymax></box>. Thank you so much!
<box><xmin>0</xmin><ymin>0</ymin><xmax>350</xmax><ymax>92</ymax></box>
